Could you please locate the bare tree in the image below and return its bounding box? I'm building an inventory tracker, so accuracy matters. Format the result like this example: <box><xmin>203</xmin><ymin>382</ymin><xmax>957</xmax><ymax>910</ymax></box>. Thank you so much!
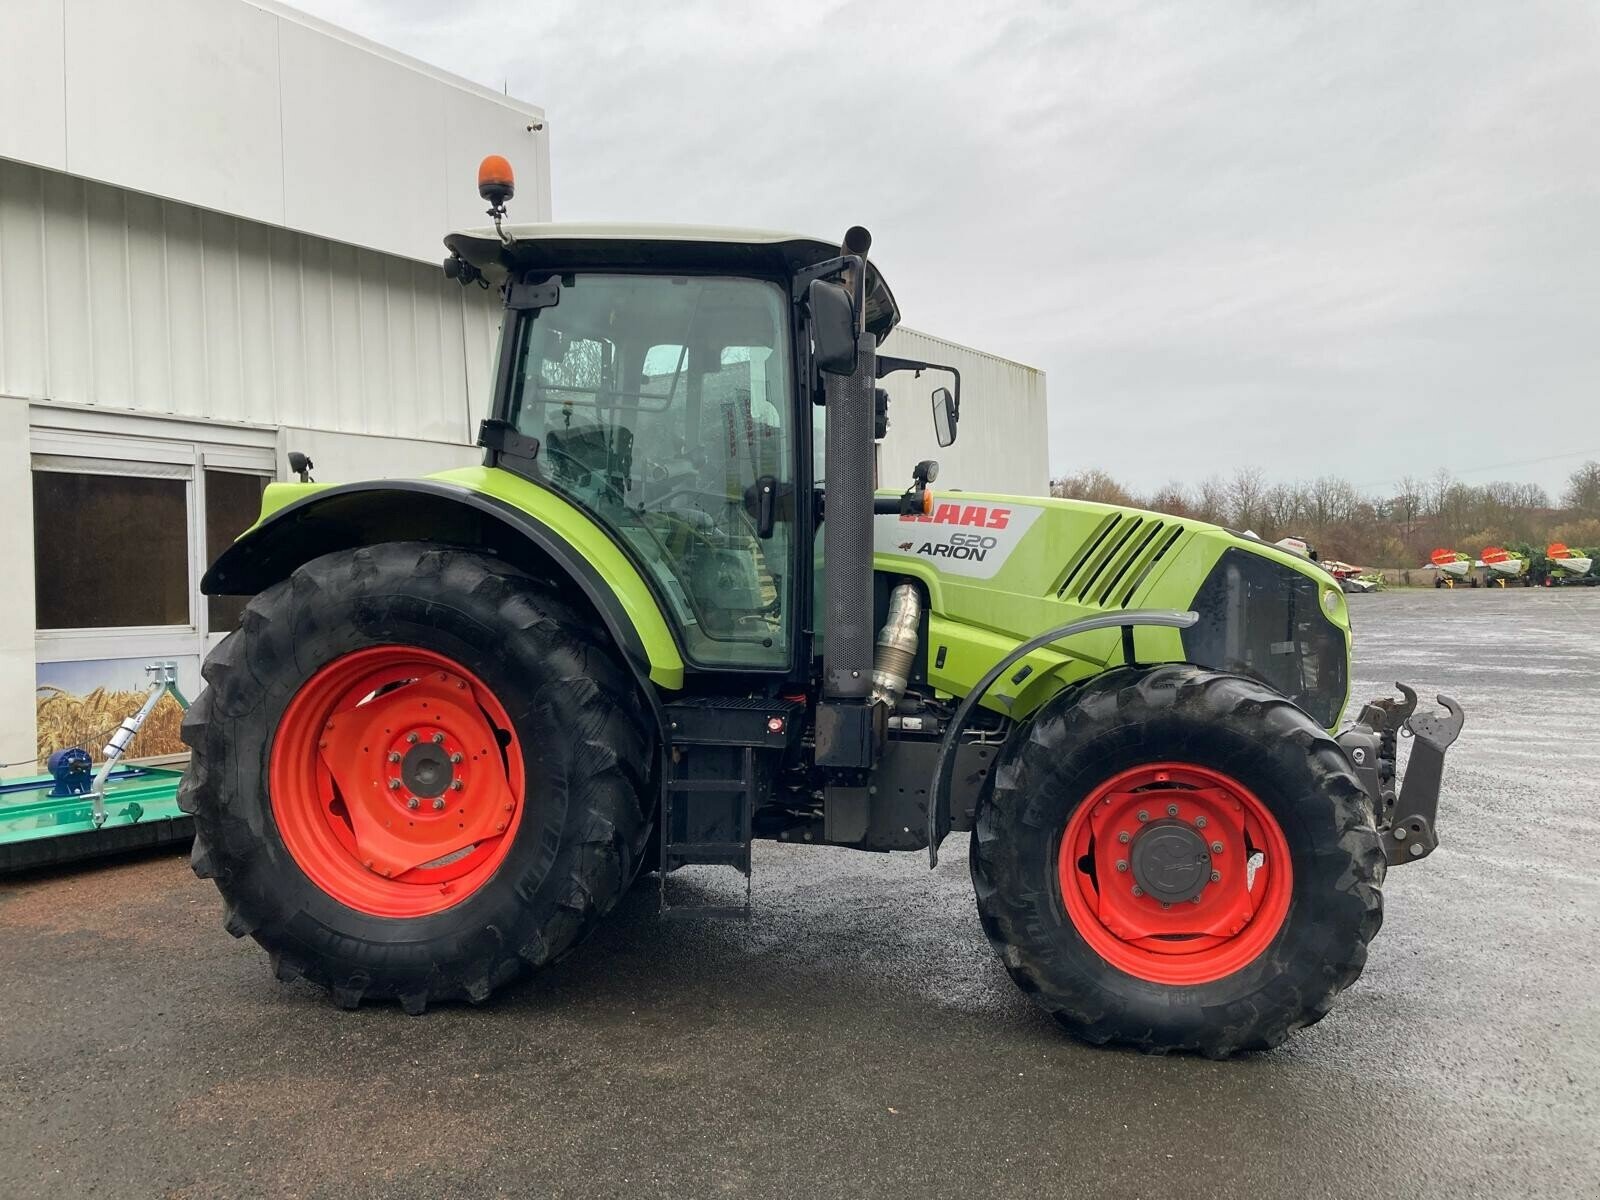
<box><xmin>1226</xmin><ymin>467</ymin><xmax>1267</xmax><ymax>533</ymax></box>
<box><xmin>1263</xmin><ymin>483</ymin><xmax>1302</xmax><ymax>537</ymax></box>
<box><xmin>1563</xmin><ymin>460</ymin><xmax>1600</xmax><ymax>515</ymax></box>
<box><xmin>1051</xmin><ymin>470</ymin><xmax>1136</xmax><ymax>506</ymax></box>
<box><xmin>1147</xmin><ymin>482</ymin><xmax>1194</xmax><ymax>517</ymax></box>
<box><xmin>1193</xmin><ymin>476</ymin><xmax>1229</xmax><ymax>525</ymax></box>
<box><xmin>1038</xmin><ymin>464</ymin><xmax>1593</xmax><ymax>565</ymax></box>
<box><xmin>1392</xmin><ymin>476</ymin><xmax>1427</xmax><ymax>538</ymax></box>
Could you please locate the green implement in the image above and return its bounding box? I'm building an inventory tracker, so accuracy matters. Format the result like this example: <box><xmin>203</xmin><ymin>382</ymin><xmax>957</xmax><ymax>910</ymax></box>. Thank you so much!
<box><xmin>0</xmin><ymin>764</ymin><xmax>189</xmax><ymax>874</ymax></box>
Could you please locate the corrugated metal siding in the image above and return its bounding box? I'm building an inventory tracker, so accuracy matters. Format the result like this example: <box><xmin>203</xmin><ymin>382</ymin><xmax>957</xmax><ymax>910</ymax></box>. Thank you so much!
<box><xmin>877</xmin><ymin>326</ymin><xmax>1049</xmax><ymax>496</ymax></box>
<box><xmin>0</xmin><ymin>159</ymin><xmax>502</xmax><ymax>441</ymax></box>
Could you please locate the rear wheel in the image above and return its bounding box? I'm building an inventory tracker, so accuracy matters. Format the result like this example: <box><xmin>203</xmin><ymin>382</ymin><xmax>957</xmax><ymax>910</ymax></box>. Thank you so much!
<box><xmin>181</xmin><ymin>542</ymin><xmax>653</xmax><ymax>1012</ymax></box>
<box><xmin>970</xmin><ymin>664</ymin><xmax>1383</xmax><ymax>1055</ymax></box>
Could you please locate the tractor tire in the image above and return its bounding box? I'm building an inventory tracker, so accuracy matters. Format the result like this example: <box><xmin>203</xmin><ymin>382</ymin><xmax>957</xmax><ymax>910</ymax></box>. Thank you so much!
<box><xmin>970</xmin><ymin>663</ymin><xmax>1384</xmax><ymax>1056</ymax></box>
<box><xmin>180</xmin><ymin>542</ymin><xmax>654</xmax><ymax>1013</ymax></box>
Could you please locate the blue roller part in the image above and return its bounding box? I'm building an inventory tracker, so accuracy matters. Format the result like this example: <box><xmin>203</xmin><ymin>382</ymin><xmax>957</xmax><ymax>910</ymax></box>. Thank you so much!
<box><xmin>46</xmin><ymin>747</ymin><xmax>94</xmax><ymax>798</ymax></box>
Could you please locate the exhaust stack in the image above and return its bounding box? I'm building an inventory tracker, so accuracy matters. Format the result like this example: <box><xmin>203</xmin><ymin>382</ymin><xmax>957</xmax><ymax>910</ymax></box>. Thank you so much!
<box><xmin>820</xmin><ymin>226</ymin><xmax>878</xmax><ymax>705</ymax></box>
<box><xmin>816</xmin><ymin>226</ymin><xmax>881</xmax><ymax>787</ymax></box>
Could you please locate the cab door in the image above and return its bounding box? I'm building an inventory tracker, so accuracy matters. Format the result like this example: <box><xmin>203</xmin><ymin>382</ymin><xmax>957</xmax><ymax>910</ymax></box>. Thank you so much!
<box><xmin>504</xmin><ymin>272</ymin><xmax>800</xmax><ymax>671</ymax></box>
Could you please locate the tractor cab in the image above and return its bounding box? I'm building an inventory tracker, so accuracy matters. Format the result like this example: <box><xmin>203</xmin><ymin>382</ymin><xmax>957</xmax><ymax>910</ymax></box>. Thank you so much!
<box><xmin>443</xmin><ymin>216</ymin><xmax>959</xmax><ymax>692</ymax></box>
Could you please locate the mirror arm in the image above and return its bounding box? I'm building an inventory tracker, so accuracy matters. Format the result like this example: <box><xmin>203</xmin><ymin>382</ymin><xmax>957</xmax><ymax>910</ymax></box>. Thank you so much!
<box><xmin>871</xmin><ymin>488</ymin><xmax>928</xmax><ymax>516</ymax></box>
<box><xmin>792</xmin><ymin>255</ymin><xmax>867</xmax><ymax>321</ymax></box>
<box><xmin>877</xmin><ymin>357</ymin><xmax>961</xmax><ymax>417</ymax></box>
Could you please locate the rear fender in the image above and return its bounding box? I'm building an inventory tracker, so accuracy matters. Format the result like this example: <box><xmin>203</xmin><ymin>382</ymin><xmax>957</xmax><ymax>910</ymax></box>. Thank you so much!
<box><xmin>203</xmin><ymin>478</ymin><xmax>686</xmax><ymax>691</ymax></box>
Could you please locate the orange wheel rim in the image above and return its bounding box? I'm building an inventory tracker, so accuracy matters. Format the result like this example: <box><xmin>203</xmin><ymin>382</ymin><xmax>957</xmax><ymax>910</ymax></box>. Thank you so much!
<box><xmin>1058</xmin><ymin>762</ymin><xmax>1293</xmax><ymax>985</ymax></box>
<box><xmin>269</xmin><ymin>646</ymin><xmax>526</xmax><ymax>918</ymax></box>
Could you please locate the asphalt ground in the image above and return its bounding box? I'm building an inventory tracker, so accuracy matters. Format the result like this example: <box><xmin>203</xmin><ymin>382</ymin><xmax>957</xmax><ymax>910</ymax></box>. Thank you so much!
<box><xmin>2</xmin><ymin>588</ymin><xmax>1596</xmax><ymax>1199</ymax></box>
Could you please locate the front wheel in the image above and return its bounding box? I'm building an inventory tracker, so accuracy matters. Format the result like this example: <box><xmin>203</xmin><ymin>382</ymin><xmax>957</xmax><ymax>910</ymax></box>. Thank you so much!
<box><xmin>970</xmin><ymin>664</ymin><xmax>1384</xmax><ymax>1055</ymax></box>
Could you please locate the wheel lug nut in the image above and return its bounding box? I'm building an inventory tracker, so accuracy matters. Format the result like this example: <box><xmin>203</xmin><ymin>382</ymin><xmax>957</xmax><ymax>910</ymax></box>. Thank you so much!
<box><xmin>388</xmin><ymin>751</ymin><xmax>401</xmax><ymax>763</ymax></box>
<box><xmin>1115</xmin><ymin>860</ymin><xmax>1129</xmax><ymax>873</ymax></box>
<box><xmin>1117</xmin><ymin>831</ymin><xmax>1130</xmax><ymax>844</ymax></box>
<box><xmin>406</xmin><ymin>732</ymin><xmax>419</xmax><ymax>744</ymax></box>
<box><xmin>1210</xmin><ymin>870</ymin><xmax>1222</xmax><ymax>883</ymax></box>
<box><xmin>1136</xmin><ymin>810</ymin><xmax>1149</xmax><ymax>823</ymax></box>
<box><xmin>1195</xmin><ymin>815</ymin><xmax>1208</xmax><ymax>828</ymax></box>
<box><xmin>406</xmin><ymin>797</ymin><xmax>419</xmax><ymax>810</ymax></box>
<box><xmin>1211</xmin><ymin>841</ymin><xmax>1224</xmax><ymax>854</ymax></box>
<box><xmin>449</xmin><ymin>752</ymin><xmax>463</xmax><ymax>764</ymax></box>
<box><xmin>1131</xmin><ymin>885</ymin><xmax>1144</xmax><ymax>897</ymax></box>
<box><xmin>387</xmin><ymin>779</ymin><xmax>401</xmax><ymax>791</ymax></box>
<box><xmin>450</xmin><ymin>780</ymin><xmax>464</xmax><ymax>792</ymax></box>
<box><xmin>432</xmin><ymin>731</ymin><xmax>446</xmax><ymax>744</ymax></box>
<box><xmin>432</xmin><ymin>798</ymin><xmax>446</xmax><ymax>811</ymax></box>
<box><xmin>1190</xmin><ymin>896</ymin><xmax>1202</xmax><ymax>905</ymax></box>
<box><xmin>1166</xmin><ymin>803</ymin><xmax>1178</xmax><ymax>817</ymax></box>
<box><xmin>1161</xmin><ymin>902</ymin><xmax>1171</xmax><ymax>910</ymax></box>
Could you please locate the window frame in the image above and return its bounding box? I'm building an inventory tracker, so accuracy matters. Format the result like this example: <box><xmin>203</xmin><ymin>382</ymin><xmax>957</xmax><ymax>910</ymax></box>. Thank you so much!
<box><xmin>30</xmin><ymin>415</ymin><xmax>275</xmax><ymax>667</ymax></box>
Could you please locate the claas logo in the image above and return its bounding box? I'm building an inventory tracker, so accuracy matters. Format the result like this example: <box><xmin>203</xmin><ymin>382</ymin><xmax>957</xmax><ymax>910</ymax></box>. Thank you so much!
<box><xmin>900</xmin><ymin>503</ymin><xmax>1011</xmax><ymax>529</ymax></box>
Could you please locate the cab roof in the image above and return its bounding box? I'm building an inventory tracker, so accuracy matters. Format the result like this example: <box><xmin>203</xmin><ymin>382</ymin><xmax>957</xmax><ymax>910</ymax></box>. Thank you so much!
<box><xmin>444</xmin><ymin>222</ymin><xmax>901</xmax><ymax>337</ymax></box>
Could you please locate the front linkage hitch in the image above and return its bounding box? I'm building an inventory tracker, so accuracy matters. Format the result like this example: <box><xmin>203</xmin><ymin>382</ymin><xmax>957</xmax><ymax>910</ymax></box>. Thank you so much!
<box><xmin>1336</xmin><ymin>684</ymin><xmax>1465</xmax><ymax>866</ymax></box>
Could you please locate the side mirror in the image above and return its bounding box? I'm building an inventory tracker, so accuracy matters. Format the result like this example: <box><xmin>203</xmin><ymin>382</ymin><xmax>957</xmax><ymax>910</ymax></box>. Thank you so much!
<box><xmin>932</xmin><ymin>386</ymin><xmax>957</xmax><ymax>447</ymax></box>
<box><xmin>809</xmin><ymin>279</ymin><xmax>857</xmax><ymax>376</ymax></box>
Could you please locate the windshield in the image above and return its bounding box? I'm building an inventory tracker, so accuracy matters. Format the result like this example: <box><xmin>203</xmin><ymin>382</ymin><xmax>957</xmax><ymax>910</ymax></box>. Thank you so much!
<box><xmin>507</xmin><ymin>273</ymin><xmax>796</xmax><ymax>669</ymax></box>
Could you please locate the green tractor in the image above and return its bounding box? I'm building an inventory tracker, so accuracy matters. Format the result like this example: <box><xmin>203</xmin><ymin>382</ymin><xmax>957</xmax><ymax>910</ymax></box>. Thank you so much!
<box><xmin>182</xmin><ymin>159</ymin><xmax>1464</xmax><ymax>1054</ymax></box>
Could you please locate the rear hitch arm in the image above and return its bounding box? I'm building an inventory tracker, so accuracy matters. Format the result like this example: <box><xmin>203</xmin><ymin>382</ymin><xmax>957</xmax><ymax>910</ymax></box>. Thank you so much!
<box><xmin>1338</xmin><ymin>684</ymin><xmax>1465</xmax><ymax>866</ymax></box>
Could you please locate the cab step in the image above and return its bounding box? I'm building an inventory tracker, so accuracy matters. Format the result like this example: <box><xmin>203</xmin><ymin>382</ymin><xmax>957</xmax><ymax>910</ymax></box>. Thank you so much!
<box><xmin>658</xmin><ymin>696</ymin><xmax>803</xmax><ymax>918</ymax></box>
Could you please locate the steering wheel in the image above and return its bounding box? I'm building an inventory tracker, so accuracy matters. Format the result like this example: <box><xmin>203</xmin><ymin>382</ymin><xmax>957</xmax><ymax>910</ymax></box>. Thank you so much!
<box><xmin>540</xmin><ymin>443</ymin><xmax>633</xmax><ymax>509</ymax></box>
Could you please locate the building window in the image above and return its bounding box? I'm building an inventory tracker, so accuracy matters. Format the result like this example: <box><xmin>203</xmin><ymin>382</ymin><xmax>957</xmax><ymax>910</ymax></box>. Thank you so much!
<box><xmin>33</xmin><ymin>470</ymin><xmax>191</xmax><ymax>629</ymax></box>
<box><xmin>204</xmin><ymin>469</ymin><xmax>269</xmax><ymax>633</ymax></box>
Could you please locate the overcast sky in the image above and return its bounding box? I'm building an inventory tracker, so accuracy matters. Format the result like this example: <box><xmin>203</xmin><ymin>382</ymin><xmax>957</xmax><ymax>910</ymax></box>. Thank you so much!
<box><xmin>293</xmin><ymin>0</ymin><xmax>1598</xmax><ymax>499</ymax></box>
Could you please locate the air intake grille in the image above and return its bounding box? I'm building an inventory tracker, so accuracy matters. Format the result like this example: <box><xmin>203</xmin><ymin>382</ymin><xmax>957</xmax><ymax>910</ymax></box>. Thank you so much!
<box><xmin>1057</xmin><ymin>516</ymin><xmax>1185</xmax><ymax>608</ymax></box>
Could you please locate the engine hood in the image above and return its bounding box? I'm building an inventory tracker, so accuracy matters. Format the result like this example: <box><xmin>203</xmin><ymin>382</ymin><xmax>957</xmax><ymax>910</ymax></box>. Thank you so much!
<box><xmin>871</xmin><ymin>491</ymin><xmax>1352</xmax><ymax>729</ymax></box>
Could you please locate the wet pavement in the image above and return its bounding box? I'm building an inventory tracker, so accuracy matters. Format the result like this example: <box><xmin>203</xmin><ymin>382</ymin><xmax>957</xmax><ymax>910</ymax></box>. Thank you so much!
<box><xmin>2</xmin><ymin>588</ymin><xmax>1596</xmax><ymax>1198</ymax></box>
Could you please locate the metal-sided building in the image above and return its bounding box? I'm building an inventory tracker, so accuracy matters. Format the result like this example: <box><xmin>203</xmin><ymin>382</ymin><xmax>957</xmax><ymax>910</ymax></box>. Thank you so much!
<box><xmin>0</xmin><ymin>0</ymin><xmax>1045</xmax><ymax>773</ymax></box>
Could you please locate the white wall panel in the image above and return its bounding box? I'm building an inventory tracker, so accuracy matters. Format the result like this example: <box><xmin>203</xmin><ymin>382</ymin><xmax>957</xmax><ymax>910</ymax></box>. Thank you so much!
<box><xmin>0</xmin><ymin>399</ymin><xmax>39</xmax><ymax>773</ymax></box>
<box><xmin>63</xmin><ymin>0</ymin><xmax>285</xmax><ymax>229</ymax></box>
<box><xmin>0</xmin><ymin>162</ymin><xmax>49</xmax><ymax>393</ymax></box>
<box><xmin>125</xmin><ymin>190</ymin><xmax>174</xmax><ymax>414</ymax></box>
<box><xmin>2</xmin><ymin>0</ymin><xmax>548</xmax><ymax>264</ymax></box>
<box><xmin>0</xmin><ymin>160</ymin><xmax>502</xmax><ymax>443</ymax></box>
<box><xmin>279</xmin><ymin>17</ymin><xmax>448</xmax><ymax>260</ymax></box>
<box><xmin>0</xmin><ymin>0</ymin><xmax>67</xmax><ymax>171</ymax></box>
<box><xmin>878</xmin><ymin>327</ymin><xmax>1049</xmax><ymax>497</ymax></box>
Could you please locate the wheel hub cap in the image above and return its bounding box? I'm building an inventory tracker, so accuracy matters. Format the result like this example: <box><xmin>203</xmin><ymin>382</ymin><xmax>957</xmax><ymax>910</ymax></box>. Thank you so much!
<box><xmin>398</xmin><ymin>736</ymin><xmax>455</xmax><ymax>798</ymax></box>
<box><xmin>1129</xmin><ymin>820</ymin><xmax>1211</xmax><ymax>903</ymax></box>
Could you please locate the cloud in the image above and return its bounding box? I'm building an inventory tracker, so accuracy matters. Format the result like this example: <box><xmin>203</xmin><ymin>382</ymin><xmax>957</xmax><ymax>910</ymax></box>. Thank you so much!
<box><xmin>293</xmin><ymin>0</ymin><xmax>1600</xmax><ymax>495</ymax></box>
